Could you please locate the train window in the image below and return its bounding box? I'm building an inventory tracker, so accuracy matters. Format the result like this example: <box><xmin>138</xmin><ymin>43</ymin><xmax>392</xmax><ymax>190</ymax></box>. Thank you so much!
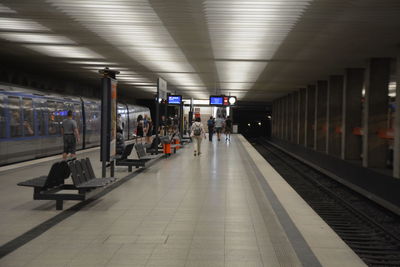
<box><xmin>74</xmin><ymin>103</ymin><xmax>82</xmax><ymax>133</ymax></box>
<box><xmin>9</xmin><ymin>96</ymin><xmax>22</xmax><ymax>138</ymax></box>
<box><xmin>36</xmin><ymin>101</ymin><xmax>46</xmax><ymax>136</ymax></box>
<box><xmin>22</xmin><ymin>98</ymin><xmax>34</xmax><ymax>136</ymax></box>
<box><xmin>0</xmin><ymin>97</ymin><xmax>5</xmax><ymax>138</ymax></box>
<box><xmin>47</xmin><ymin>101</ymin><xmax>58</xmax><ymax>135</ymax></box>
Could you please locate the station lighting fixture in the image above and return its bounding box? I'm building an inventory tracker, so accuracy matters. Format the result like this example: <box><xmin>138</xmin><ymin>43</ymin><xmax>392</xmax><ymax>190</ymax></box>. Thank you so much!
<box><xmin>0</xmin><ymin>3</ymin><xmax>16</xmax><ymax>13</ymax></box>
<box><xmin>0</xmin><ymin>17</ymin><xmax>49</xmax><ymax>31</ymax></box>
<box><xmin>25</xmin><ymin>45</ymin><xmax>104</xmax><ymax>59</ymax></box>
<box><xmin>258</xmin><ymin>122</ymin><xmax>262</xmax><ymax>126</ymax></box>
<box><xmin>68</xmin><ymin>61</ymin><xmax>118</xmax><ymax>65</ymax></box>
<box><xmin>48</xmin><ymin>0</ymin><xmax>205</xmax><ymax>91</ymax></box>
<box><xmin>205</xmin><ymin>0</ymin><xmax>312</xmax><ymax>94</ymax></box>
<box><xmin>388</xmin><ymin>81</ymin><xmax>396</xmax><ymax>97</ymax></box>
<box><xmin>0</xmin><ymin>33</ymin><xmax>76</xmax><ymax>44</ymax></box>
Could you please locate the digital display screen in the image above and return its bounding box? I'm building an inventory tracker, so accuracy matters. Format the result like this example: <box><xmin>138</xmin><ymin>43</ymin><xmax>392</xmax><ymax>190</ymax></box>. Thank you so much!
<box><xmin>168</xmin><ymin>95</ymin><xmax>182</xmax><ymax>105</ymax></box>
<box><xmin>210</xmin><ymin>96</ymin><xmax>224</xmax><ymax>105</ymax></box>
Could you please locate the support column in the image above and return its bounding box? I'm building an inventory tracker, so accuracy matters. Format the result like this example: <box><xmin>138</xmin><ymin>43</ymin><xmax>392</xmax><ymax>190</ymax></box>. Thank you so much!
<box><xmin>277</xmin><ymin>98</ymin><xmax>282</xmax><ymax>139</ymax></box>
<box><xmin>306</xmin><ymin>85</ymin><xmax>316</xmax><ymax>148</ymax></box>
<box><xmin>327</xmin><ymin>75</ymin><xmax>344</xmax><ymax>157</ymax></box>
<box><xmin>315</xmin><ymin>80</ymin><xmax>328</xmax><ymax>152</ymax></box>
<box><xmin>288</xmin><ymin>93</ymin><xmax>294</xmax><ymax>142</ymax></box>
<box><xmin>394</xmin><ymin>56</ymin><xmax>400</xmax><ymax>178</ymax></box>
<box><xmin>276</xmin><ymin>99</ymin><xmax>280</xmax><ymax>138</ymax></box>
<box><xmin>286</xmin><ymin>95</ymin><xmax>290</xmax><ymax>141</ymax></box>
<box><xmin>299</xmin><ymin>88</ymin><xmax>306</xmax><ymax>145</ymax></box>
<box><xmin>283</xmin><ymin>96</ymin><xmax>288</xmax><ymax>140</ymax></box>
<box><xmin>342</xmin><ymin>68</ymin><xmax>364</xmax><ymax>160</ymax></box>
<box><xmin>363</xmin><ymin>58</ymin><xmax>391</xmax><ymax>168</ymax></box>
<box><xmin>293</xmin><ymin>92</ymin><xmax>299</xmax><ymax>144</ymax></box>
<box><xmin>272</xmin><ymin>101</ymin><xmax>276</xmax><ymax>137</ymax></box>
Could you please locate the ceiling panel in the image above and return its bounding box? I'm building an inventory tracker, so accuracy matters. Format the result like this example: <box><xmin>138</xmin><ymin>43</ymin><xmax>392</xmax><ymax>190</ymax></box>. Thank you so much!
<box><xmin>0</xmin><ymin>0</ymin><xmax>399</xmax><ymax>100</ymax></box>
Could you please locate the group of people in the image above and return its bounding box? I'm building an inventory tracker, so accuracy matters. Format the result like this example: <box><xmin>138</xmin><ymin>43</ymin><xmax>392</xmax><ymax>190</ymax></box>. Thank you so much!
<box><xmin>135</xmin><ymin>114</ymin><xmax>153</xmax><ymax>143</ymax></box>
<box><xmin>61</xmin><ymin>110</ymin><xmax>234</xmax><ymax>160</ymax></box>
<box><xmin>207</xmin><ymin>115</ymin><xmax>232</xmax><ymax>142</ymax></box>
<box><xmin>190</xmin><ymin>115</ymin><xmax>233</xmax><ymax>157</ymax></box>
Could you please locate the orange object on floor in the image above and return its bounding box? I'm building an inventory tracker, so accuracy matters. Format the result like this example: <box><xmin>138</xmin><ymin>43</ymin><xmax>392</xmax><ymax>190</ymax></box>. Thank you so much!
<box><xmin>163</xmin><ymin>143</ymin><xmax>171</xmax><ymax>154</ymax></box>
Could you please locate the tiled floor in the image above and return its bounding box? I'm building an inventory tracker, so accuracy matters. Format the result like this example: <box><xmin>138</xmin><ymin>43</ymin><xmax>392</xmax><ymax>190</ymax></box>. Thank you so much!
<box><xmin>0</xmin><ymin>135</ymin><xmax>365</xmax><ymax>266</ymax></box>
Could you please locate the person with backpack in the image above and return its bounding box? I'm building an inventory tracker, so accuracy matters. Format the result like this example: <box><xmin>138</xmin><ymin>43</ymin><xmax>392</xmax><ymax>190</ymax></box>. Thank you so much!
<box><xmin>190</xmin><ymin>117</ymin><xmax>206</xmax><ymax>156</ymax></box>
<box><xmin>207</xmin><ymin>116</ymin><xmax>215</xmax><ymax>141</ymax></box>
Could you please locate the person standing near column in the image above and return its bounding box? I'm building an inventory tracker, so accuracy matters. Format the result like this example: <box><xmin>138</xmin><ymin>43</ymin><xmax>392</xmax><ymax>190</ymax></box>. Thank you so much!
<box><xmin>191</xmin><ymin>117</ymin><xmax>206</xmax><ymax>156</ymax></box>
<box><xmin>207</xmin><ymin>116</ymin><xmax>215</xmax><ymax>141</ymax></box>
<box><xmin>61</xmin><ymin>110</ymin><xmax>80</xmax><ymax>160</ymax></box>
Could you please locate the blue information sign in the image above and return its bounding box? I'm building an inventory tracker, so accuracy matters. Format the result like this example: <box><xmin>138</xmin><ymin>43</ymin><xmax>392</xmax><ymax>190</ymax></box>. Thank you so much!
<box><xmin>168</xmin><ymin>95</ymin><xmax>182</xmax><ymax>105</ymax></box>
<box><xmin>210</xmin><ymin>96</ymin><xmax>223</xmax><ymax>105</ymax></box>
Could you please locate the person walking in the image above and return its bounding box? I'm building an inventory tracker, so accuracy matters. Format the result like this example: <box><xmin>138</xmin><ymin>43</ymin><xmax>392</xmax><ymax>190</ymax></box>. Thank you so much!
<box><xmin>207</xmin><ymin>116</ymin><xmax>215</xmax><ymax>141</ymax></box>
<box><xmin>136</xmin><ymin>114</ymin><xmax>144</xmax><ymax>140</ymax></box>
<box><xmin>225</xmin><ymin>116</ymin><xmax>232</xmax><ymax>141</ymax></box>
<box><xmin>190</xmin><ymin>117</ymin><xmax>206</xmax><ymax>156</ymax></box>
<box><xmin>61</xmin><ymin>110</ymin><xmax>80</xmax><ymax>160</ymax></box>
<box><xmin>214</xmin><ymin>115</ymin><xmax>224</xmax><ymax>141</ymax></box>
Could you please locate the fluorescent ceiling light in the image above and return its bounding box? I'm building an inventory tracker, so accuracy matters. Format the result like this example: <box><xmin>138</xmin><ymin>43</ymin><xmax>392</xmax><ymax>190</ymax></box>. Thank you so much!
<box><xmin>205</xmin><ymin>0</ymin><xmax>312</xmax><ymax>93</ymax></box>
<box><xmin>0</xmin><ymin>32</ymin><xmax>76</xmax><ymax>44</ymax></box>
<box><xmin>134</xmin><ymin>86</ymin><xmax>157</xmax><ymax>92</ymax></box>
<box><xmin>25</xmin><ymin>45</ymin><xmax>104</xmax><ymax>59</ymax></box>
<box><xmin>388</xmin><ymin>81</ymin><xmax>396</xmax><ymax>97</ymax></box>
<box><xmin>0</xmin><ymin>17</ymin><xmax>49</xmax><ymax>31</ymax></box>
<box><xmin>48</xmin><ymin>0</ymin><xmax>205</xmax><ymax>89</ymax></box>
<box><xmin>0</xmin><ymin>4</ymin><xmax>16</xmax><ymax>13</ymax></box>
<box><xmin>125</xmin><ymin>82</ymin><xmax>156</xmax><ymax>86</ymax></box>
<box><xmin>68</xmin><ymin>60</ymin><xmax>117</xmax><ymax>65</ymax></box>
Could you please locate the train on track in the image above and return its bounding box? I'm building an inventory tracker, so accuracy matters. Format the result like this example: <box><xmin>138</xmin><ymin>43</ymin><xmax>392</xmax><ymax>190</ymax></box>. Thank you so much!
<box><xmin>0</xmin><ymin>83</ymin><xmax>150</xmax><ymax>166</ymax></box>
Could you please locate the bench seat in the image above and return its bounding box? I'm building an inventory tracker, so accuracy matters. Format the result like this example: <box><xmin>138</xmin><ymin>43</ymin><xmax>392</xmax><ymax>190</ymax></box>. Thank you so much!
<box><xmin>17</xmin><ymin>176</ymin><xmax>48</xmax><ymax>188</ymax></box>
<box><xmin>18</xmin><ymin>158</ymin><xmax>117</xmax><ymax>210</ymax></box>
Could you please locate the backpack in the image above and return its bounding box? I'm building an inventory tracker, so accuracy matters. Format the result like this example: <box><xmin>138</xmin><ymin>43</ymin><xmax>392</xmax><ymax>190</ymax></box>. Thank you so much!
<box><xmin>193</xmin><ymin>124</ymin><xmax>202</xmax><ymax>136</ymax></box>
<box><xmin>207</xmin><ymin>119</ymin><xmax>214</xmax><ymax>127</ymax></box>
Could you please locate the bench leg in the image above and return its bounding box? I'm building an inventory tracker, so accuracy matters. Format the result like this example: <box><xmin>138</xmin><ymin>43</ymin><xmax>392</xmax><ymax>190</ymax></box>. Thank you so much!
<box><xmin>56</xmin><ymin>200</ymin><xmax>63</xmax><ymax>210</ymax></box>
<box><xmin>110</xmin><ymin>160</ymin><xmax>115</xmax><ymax>177</ymax></box>
<box><xmin>128</xmin><ymin>166</ymin><xmax>132</xmax><ymax>172</ymax></box>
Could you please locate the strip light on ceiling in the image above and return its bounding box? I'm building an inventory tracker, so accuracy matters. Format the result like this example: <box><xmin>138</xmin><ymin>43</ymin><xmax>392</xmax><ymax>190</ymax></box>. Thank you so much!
<box><xmin>0</xmin><ymin>4</ymin><xmax>16</xmax><ymax>13</ymax></box>
<box><xmin>205</xmin><ymin>0</ymin><xmax>312</xmax><ymax>93</ymax></box>
<box><xmin>0</xmin><ymin>32</ymin><xmax>76</xmax><ymax>44</ymax></box>
<box><xmin>48</xmin><ymin>0</ymin><xmax>206</xmax><ymax>91</ymax></box>
<box><xmin>25</xmin><ymin>45</ymin><xmax>104</xmax><ymax>59</ymax></box>
<box><xmin>0</xmin><ymin>17</ymin><xmax>50</xmax><ymax>31</ymax></box>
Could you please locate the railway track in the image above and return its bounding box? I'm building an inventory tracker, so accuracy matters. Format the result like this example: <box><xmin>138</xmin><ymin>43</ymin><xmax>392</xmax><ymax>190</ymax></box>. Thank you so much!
<box><xmin>253</xmin><ymin>138</ymin><xmax>400</xmax><ymax>266</ymax></box>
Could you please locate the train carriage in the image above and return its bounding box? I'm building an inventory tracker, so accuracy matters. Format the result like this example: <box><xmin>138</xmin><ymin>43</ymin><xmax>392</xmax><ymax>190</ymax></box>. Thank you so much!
<box><xmin>0</xmin><ymin>84</ymin><xmax>150</xmax><ymax>166</ymax></box>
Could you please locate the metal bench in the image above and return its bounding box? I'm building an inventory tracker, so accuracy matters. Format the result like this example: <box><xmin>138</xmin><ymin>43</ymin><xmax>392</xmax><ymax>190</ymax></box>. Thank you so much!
<box><xmin>135</xmin><ymin>143</ymin><xmax>162</xmax><ymax>161</ymax></box>
<box><xmin>115</xmin><ymin>143</ymin><xmax>149</xmax><ymax>171</ymax></box>
<box><xmin>146</xmin><ymin>137</ymin><xmax>164</xmax><ymax>154</ymax></box>
<box><xmin>69</xmin><ymin>158</ymin><xmax>116</xmax><ymax>189</ymax></box>
<box><xmin>18</xmin><ymin>158</ymin><xmax>116</xmax><ymax>210</ymax></box>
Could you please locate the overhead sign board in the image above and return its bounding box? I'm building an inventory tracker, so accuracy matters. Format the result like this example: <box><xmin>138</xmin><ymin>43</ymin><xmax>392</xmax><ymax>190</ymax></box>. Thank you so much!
<box><xmin>210</xmin><ymin>95</ymin><xmax>237</xmax><ymax>106</ymax></box>
<box><xmin>210</xmin><ymin>96</ymin><xmax>224</xmax><ymax>106</ymax></box>
<box><xmin>168</xmin><ymin>95</ymin><xmax>182</xmax><ymax>105</ymax></box>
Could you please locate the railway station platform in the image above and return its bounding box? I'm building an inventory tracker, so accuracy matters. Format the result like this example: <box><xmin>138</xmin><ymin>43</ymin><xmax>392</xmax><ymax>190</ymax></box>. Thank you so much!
<box><xmin>0</xmin><ymin>135</ymin><xmax>365</xmax><ymax>267</ymax></box>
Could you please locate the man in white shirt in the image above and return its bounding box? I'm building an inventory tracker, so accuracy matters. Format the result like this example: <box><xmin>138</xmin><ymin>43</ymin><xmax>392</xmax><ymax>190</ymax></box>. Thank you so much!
<box><xmin>214</xmin><ymin>115</ymin><xmax>224</xmax><ymax>141</ymax></box>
